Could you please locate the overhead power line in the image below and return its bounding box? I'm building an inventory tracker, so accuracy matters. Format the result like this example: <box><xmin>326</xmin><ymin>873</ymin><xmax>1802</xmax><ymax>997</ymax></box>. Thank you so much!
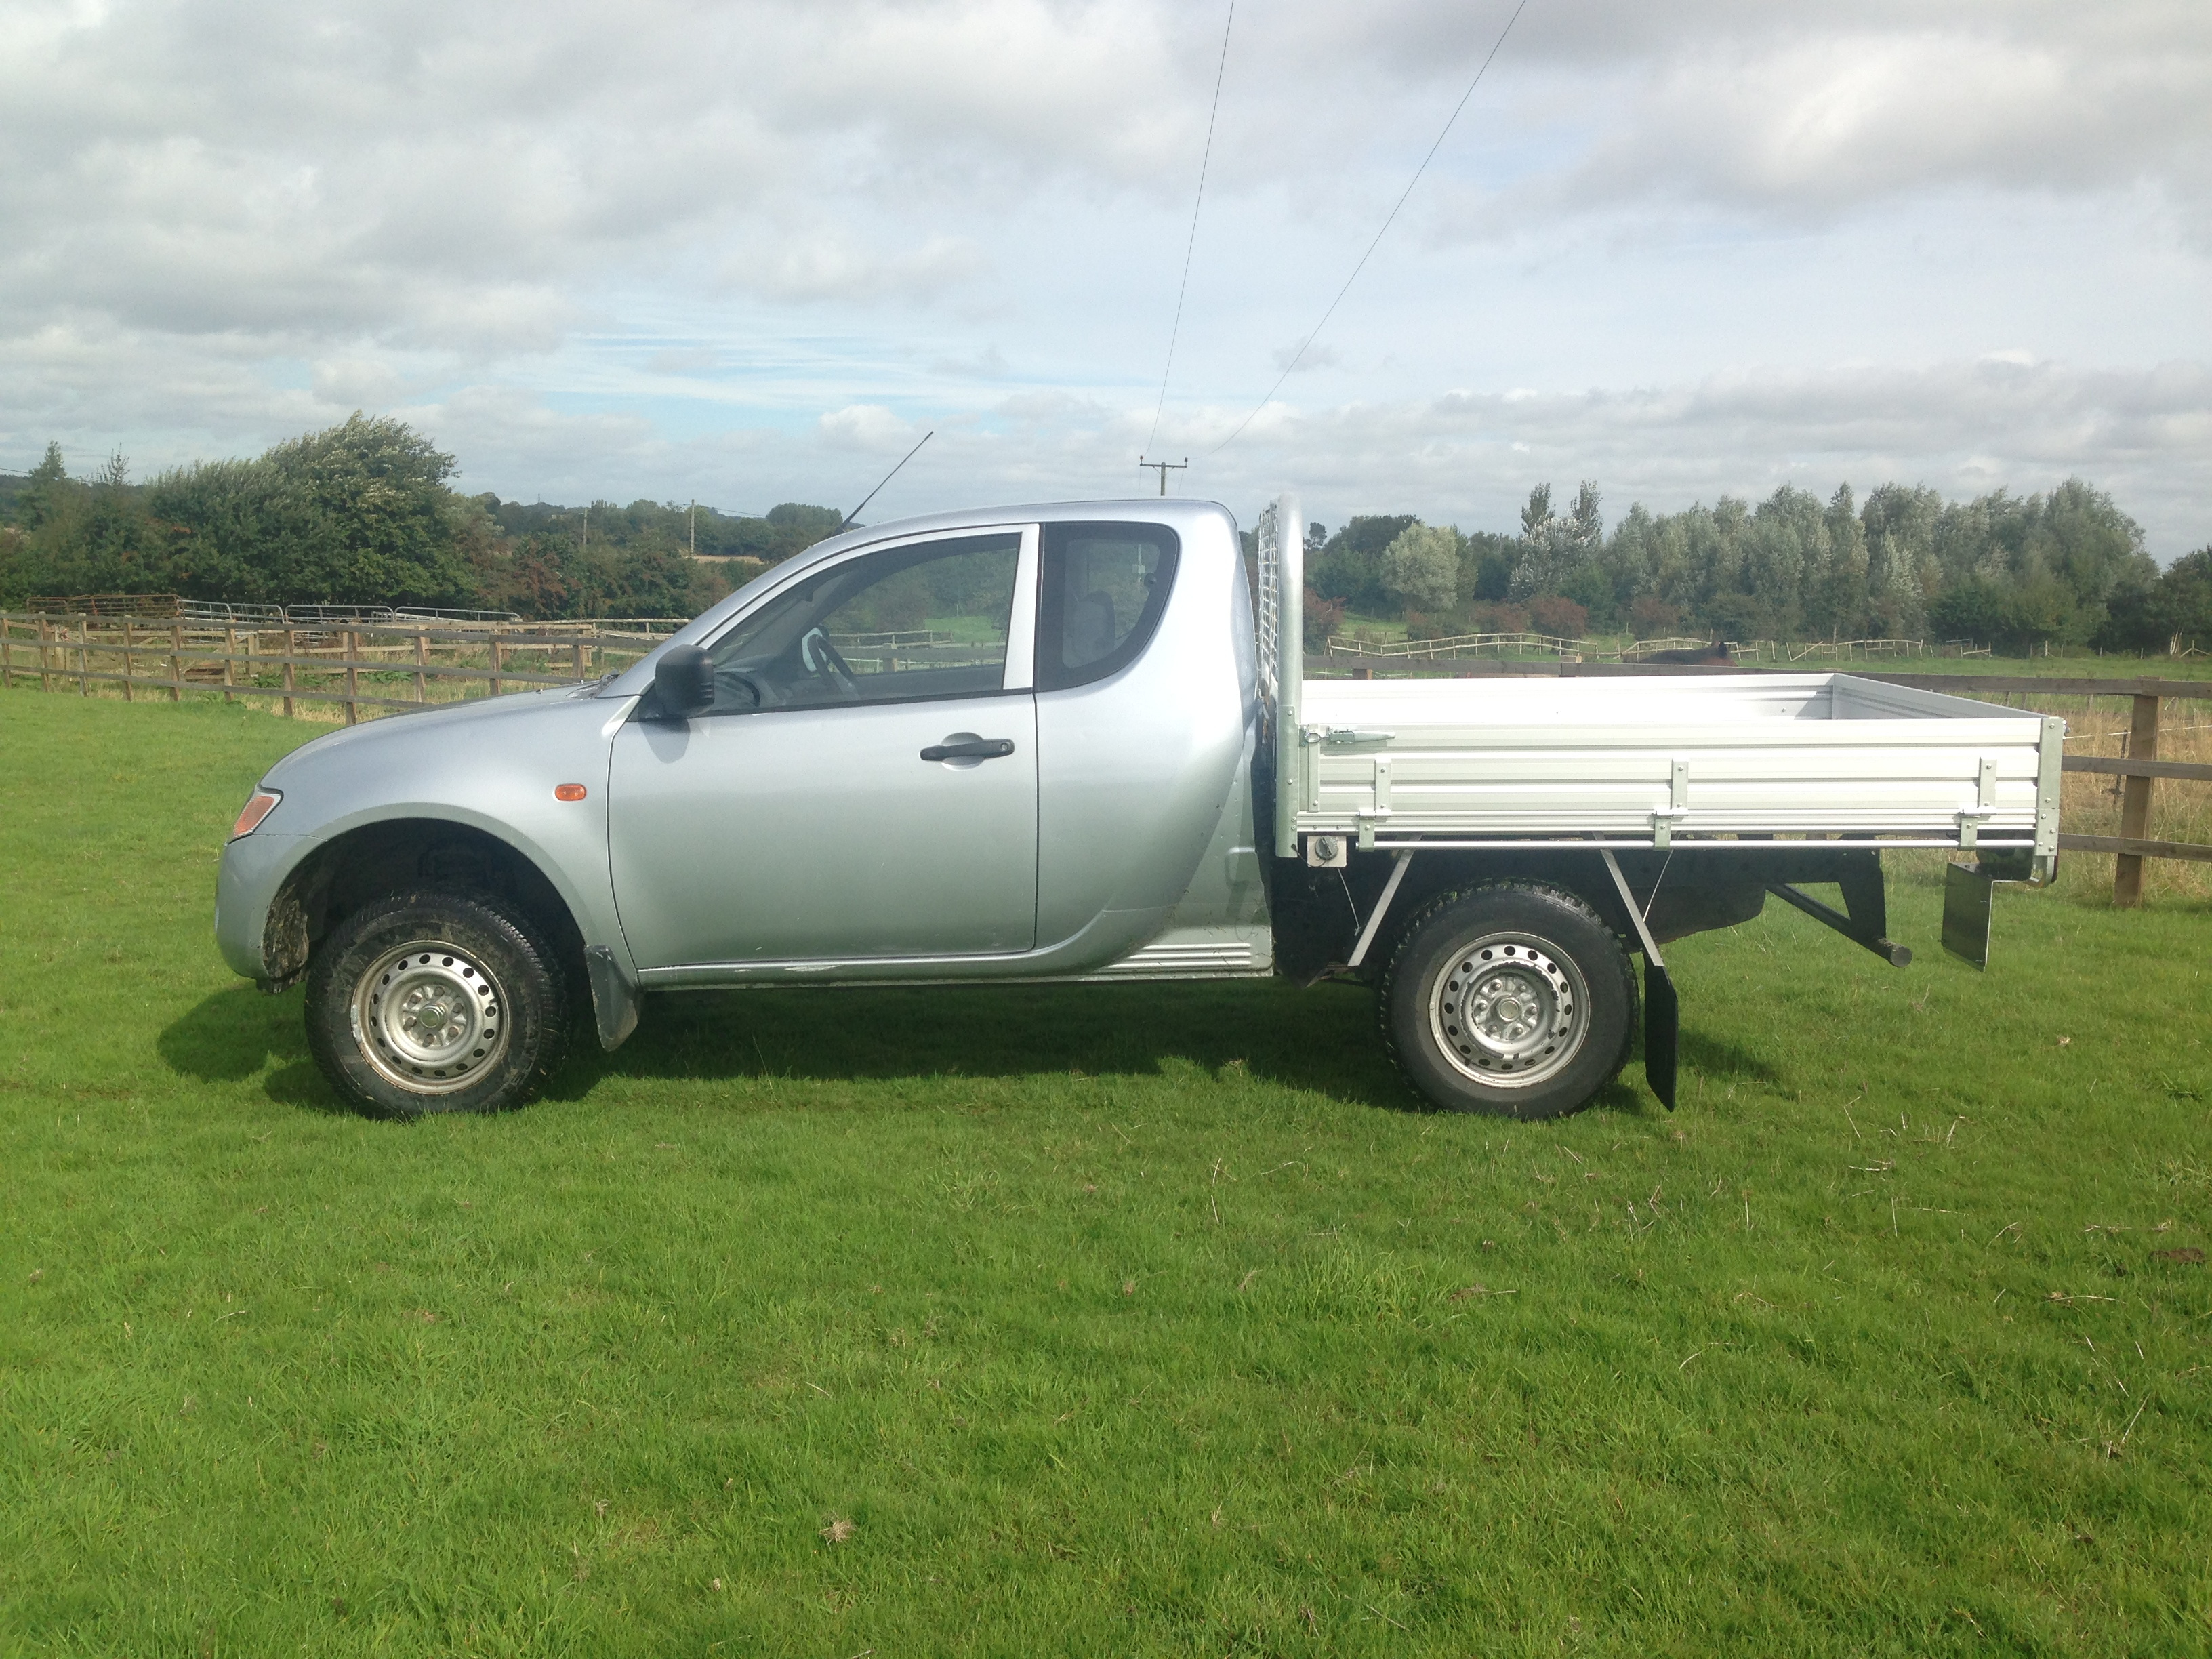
<box><xmin>1146</xmin><ymin>0</ymin><xmax>1237</xmax><ymax>455</ymax></box>
<box><xmin>1206</xmin><ymin>0</ymin><xmax>1532</xmax><ymax>459</ymax></box>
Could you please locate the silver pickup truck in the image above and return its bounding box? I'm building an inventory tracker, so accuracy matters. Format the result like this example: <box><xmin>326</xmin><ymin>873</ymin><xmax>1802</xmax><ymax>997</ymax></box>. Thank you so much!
<box><xmin>216</xmin><ymin>493</ymin><xmax>2060</xmax><ymax>1120</ymax></box>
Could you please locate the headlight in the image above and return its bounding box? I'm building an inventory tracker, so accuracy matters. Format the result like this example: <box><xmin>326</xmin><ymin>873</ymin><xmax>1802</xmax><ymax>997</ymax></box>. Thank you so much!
<box><xmin>230</xmin><ymin>790</ymin><xmax>282</xmax><ymax>839</ymax></box>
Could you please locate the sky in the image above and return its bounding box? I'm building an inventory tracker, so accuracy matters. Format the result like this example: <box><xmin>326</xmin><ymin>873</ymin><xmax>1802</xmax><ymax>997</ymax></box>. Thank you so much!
<box><xmin>3</xmin><ymin>0</ymin><xmax>2210</xmax><ymax>555</ymax></box>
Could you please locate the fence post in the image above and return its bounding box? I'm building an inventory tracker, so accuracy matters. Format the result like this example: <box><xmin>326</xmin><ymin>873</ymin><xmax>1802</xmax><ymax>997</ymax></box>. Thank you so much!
<box><xmin>39</xmin><ymin>616</ymin><xmax>55</xmax><ymax>692</ymax></box>
<box><xmin>168</xmin><ymin>621</ymin><xmax>184</xmax><ymax>701</ymax></box>
<box><xmin>223</xmin><ymin>628</ymin><xmax>237</xmax><ymax>702</ymax></box>
<box><xmin>490</xmin><ymin>628</ymin><xmax>504</xmax><ymax>697</ymax></box>
<box><xmin>76</xmin><ymin>615</ymin><xmax>89</xmax><ymax>695</ymax></box>
<box><xmin>415</xmin><ymin>632</ymin><xmax>428</xmax><ymax>704</ymax></box>
<box><xmin>1</xmin><ymin>615</ymin><xmax>12</xmax><ymax>691</ymax></box>
<box><xmin>121</xmin><ymin>617</ymin><xmax>134</xmax><ymax>701</ymax></box>
<box><xmin>343</xmin><ymin>630</ymin><xmax>359</xmax><ymax>725</ymax></box>
<box><xmin>2114</xmin><ymin>691</ymin><xmax>2161</xmax><ymax>907</ymax></box>
<box><xmin>282</xmin><ymin>628</ymin><xmax>296</xmax><ymax>719</ymax></box>
<box><xmin>571</xmin><ymin>638</ymin><xmax>585</xmax><ymax>682</ymax></box>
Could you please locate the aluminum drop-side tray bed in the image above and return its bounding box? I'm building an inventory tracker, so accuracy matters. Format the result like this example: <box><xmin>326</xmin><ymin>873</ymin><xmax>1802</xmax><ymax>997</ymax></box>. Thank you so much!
<box><xmin>1252</xmin><ymin>497</ymin><xmax>2059</xmax><ymax>869</ymax></box>
<box><xmin>1288</xmin><ymin>672</ymin><xmax>2060</xmax><ymax>861</ymax></box>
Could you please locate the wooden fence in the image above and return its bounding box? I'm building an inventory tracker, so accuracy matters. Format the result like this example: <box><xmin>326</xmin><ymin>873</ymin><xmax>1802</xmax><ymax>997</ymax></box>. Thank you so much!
<box><xmin>0</xmin><ymin>611</ymin><xmax>666</xmax><ymax>724</ymax></box>
<box><xmin>1853</xmin><ymin>672</ymin><xmax>2212</xmax><ymax>906</ymax></box>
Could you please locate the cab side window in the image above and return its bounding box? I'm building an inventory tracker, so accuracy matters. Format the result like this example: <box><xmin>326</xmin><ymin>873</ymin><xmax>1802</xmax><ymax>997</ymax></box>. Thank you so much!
<box><xmin>703</xmin><ymin>533</ymin><xmax>1019</xmax><ymax>712</ymax></box>
<box><xmin>1036</xmin><ymin>523</ymin><xmax>1179</xmax><ymax>692</ymax></box>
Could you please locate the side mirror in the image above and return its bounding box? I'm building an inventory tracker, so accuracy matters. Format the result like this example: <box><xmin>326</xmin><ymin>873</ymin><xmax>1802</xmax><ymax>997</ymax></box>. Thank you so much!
<box><xmin>653</xmin><ymin>644</ymin><xmax>716</xmax><ymax>719</ymax></box>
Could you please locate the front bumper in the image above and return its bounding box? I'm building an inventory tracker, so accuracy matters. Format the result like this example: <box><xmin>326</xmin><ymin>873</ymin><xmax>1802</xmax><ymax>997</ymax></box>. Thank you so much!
<box><xmin>215</xmin><ymin>831</ymin><xmax>307</xmax><ymax>982</ymax></box>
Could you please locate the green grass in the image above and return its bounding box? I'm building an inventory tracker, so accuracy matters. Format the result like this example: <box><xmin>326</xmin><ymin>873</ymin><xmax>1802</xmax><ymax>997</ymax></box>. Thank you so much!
<box><xmin>3</xmin><ymin>689</ymin><xmax>2211</xmax><ymax>1657</ymax></box>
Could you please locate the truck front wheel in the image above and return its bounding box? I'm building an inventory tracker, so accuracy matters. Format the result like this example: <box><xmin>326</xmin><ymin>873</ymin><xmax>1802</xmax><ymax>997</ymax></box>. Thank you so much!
<box><xmin>305</xmin><ymin>890</ymin><xmax>570</xmax><ymax>1118</ymax></box>
<box><xmin>1379</xmin><ymin>882</ymin><xmax>1637</xmax><ymax>1119</ymax></box>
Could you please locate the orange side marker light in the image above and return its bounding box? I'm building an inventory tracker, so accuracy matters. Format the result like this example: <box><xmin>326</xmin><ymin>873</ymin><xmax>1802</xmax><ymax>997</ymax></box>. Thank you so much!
<box><xmin>230</xmin><ymin>790</ymin><xmax>281</xmax><ymax>838</ymax></box>
<box><xmin>554</xmin><ymin>783</ymin><xmax>588</xmax><ymax>802</ymax></box>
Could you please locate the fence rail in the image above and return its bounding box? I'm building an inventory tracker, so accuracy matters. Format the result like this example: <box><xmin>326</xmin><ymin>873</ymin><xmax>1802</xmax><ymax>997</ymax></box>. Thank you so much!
<box><xmin>1786</xmin><ymin>638</ymin><xmax>1936</xmax><ymax>661</ymax></box>
<box><xmin>1328</xmin><ymin>632</ymin><xmax>1753</xmax><ymax>661</ymax></box>
<box><xmin>1780</xmin><ymin>672</ymin><xmax>2212</xmax><ymax>906</ymax></box>
<box><xmin>1322</xmin><ymin>632</ymin><xmax>2019</xmax><ymax>665</ymax></box>
<box><xmin>1671</xmin><ymin>670</ymin><xmax>2212</xmax><ymax>905</ymax></box>
<box><xmin>0</xmin><ymin>610</ymin><xmax>664</xmax><ymax>725</ymax></box>
<box><xmin>1327</xmin><ymin>630</ymin><xmax>1589</xmax><ymax>659</ymax></box>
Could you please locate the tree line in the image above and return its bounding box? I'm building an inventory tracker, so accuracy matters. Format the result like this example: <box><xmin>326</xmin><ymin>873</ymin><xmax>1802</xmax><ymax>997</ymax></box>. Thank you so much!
<box><xmin>1298</xmin><ymin>480</ymin><xmax>2212</xmax><ymax>655</ymax></box>
<box><xmin>4</xmin><ymin>416</ymin><xmax>2206</xmax><ymax>652</ymax></box>
<box><xmin>0</xmin><ymin>415</ymin><xmax>844</xmax><ymax>619</ymax></box>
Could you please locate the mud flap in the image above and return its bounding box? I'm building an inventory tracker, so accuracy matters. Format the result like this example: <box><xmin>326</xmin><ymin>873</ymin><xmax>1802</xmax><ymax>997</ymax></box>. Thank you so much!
<box><xmin>1643</xmin><ymin>960</ymin><xmax>1679</xmax><ymax>1111</ymax></box>
<box><xmin>1940</xmin><ymin>858</ymin><xmax>2037</xmax><ymax>970</ymax></box>
<box><xmin>1940</xmin><ymin>861</ymin><xmax>1993</xmax><ymax>968</ymax></box>
<box><xmin>585</xmin><ymin>945</ymin><xmax>642</xmax><ymax>1052</ymax></box>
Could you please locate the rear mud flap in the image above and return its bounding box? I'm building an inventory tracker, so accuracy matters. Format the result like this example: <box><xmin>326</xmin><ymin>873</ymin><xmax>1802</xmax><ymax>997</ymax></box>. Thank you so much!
<box><xmin>1644</xmin><ymin>961</ymin><xmax>1679</xmax><ymax>1111</ymax></box>
<box><xmin>1940</xmin><ymin>860</ymin><xmax>2016</xmax><ymax>970</ymax></box>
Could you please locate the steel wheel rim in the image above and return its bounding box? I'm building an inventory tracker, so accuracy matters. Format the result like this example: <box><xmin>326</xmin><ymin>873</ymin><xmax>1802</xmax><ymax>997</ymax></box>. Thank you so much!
<box><xmin>1428</xmin><ymin>930</ymin><xmax>1591</xmax><ymax>1089</ymax></box>
<box><xmin>350</xmin><ymin>939</ymin><xmax>510</xmax><ymax>1095</ymax></box>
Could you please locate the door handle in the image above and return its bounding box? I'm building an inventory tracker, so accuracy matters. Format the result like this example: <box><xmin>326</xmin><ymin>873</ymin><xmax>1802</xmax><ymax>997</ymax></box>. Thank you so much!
<box><xmin>921</xmin><ymin>738</ymin><xmax>1016</xmax><ymax>762</ymax></box>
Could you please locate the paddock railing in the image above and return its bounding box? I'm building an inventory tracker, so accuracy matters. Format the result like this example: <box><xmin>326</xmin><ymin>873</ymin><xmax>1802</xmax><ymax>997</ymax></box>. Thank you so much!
<box><xmin>0</xmin><ymin>611</ymin><xmax>672</xmax><ymax>725</ymax></box>
<box><xmin>1853</xmin><ymin>672</ymin><xmax>2212</xmax><ymax>905</ymax></box>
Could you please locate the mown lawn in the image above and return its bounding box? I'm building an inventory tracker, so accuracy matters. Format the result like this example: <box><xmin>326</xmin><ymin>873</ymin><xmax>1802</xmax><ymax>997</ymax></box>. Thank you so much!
<box><xmin>2</xmin><ymin>689</ymin><xmax>2209</xmax><ymax>1657</ymax></box>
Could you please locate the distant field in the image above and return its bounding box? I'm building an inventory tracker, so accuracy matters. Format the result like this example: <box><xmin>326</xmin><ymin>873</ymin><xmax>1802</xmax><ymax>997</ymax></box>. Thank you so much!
<box><xmin>3</xmin><ymin>691</ymin><xmax>2209</xmax><ymax>1656</ymax></box>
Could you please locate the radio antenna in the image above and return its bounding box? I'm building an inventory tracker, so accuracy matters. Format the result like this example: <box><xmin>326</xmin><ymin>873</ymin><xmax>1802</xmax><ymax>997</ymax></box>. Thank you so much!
<box><xmin>837</xmin><ymin>430</ymin><xmax>934</xmax><ymax>531</ymax></box>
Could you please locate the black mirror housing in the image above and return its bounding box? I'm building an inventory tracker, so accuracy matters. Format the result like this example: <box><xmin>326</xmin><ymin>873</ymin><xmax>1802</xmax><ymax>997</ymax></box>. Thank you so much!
<box><xmin>653</xmin><ymin>644</ymin><xmax>716</xmax><ymax>718</ymax></box>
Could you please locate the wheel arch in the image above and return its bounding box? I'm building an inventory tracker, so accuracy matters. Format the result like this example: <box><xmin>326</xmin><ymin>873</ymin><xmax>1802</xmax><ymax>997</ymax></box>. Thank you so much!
<box><xmin>263</xmin><ymin>816</ymin><xmax>590</xmax><ymax>1004</ymax></box>
<box><xmin>1272</xmin><ymin>847</ymin><xmax>1639</xmax><ymax>982</ymax></box>
<box><xmin>1273</xmin><ymin>844</ymin><xmax>1818</xmax><ymax>983</ymax></box>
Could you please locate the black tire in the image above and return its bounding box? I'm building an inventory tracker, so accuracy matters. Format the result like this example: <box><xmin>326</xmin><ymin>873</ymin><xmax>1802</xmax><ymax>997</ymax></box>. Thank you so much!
<box><xmin>305</xmin><ymin>889</ymin><xmax>569</xmax><ymax>1118</ymax></box>
<box><xmin>1378</xmin><ymin>881</ymin><xmax>1637</xmax><ymax>1119</ymax></box>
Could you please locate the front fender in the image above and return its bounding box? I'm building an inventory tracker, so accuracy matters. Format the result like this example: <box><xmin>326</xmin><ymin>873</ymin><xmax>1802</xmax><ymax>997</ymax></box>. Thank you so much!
<box><xmin>216</xmin><ymin>691</ymin><xmax>639</xmax><ymax>989</ymax></box>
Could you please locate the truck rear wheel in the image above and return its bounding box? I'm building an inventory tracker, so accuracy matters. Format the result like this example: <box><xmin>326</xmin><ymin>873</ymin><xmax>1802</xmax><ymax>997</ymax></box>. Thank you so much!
<box><xmin>305</xmin><ymin>890</ymin><xmax>569</xmax><ymax>1118</ymax></box>
<box><xmin>1379</xmin><ymin>882</ymin><xmax>1637</xmax><ymax>1119</ymax></box>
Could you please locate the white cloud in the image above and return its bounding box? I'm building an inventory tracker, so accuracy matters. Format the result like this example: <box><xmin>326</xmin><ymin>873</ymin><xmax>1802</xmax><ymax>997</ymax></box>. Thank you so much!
<box><xmin>1178</xmin><ymin>357</ymin><xmax>2212</xmax><ymax>554</ymax></box>
<box><xmin>0</xmin><ymin>0</ymin><xmax>2207</xmax><ymax>562</ymax></box>
<box><xmin>729</xmin><ymin>234</ymin><xmax>988</xmax><ymax>306</ymax></box>
<box><xmin>817</xmin><ymin>403</ymin><xmax>922</xmax><ymax>451</ymax></box>
<box><xmin>308</xmin><ymin>356</ymin><xmax>410</xmax><ymax>408</ymax></box>
<box><xmin>928</xmin><ymin>344</ymin><xmax>1012</xmax><ymax>380</ymax></box>
<box><xmin>1554</xmin><ymin>25</ymin><xmax>2212</xmax><ymax>222</ymax></box>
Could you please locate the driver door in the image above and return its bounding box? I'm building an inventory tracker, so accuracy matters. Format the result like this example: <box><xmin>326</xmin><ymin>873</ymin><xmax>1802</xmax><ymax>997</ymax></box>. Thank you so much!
<box><xmin>609</xmin><ymin>527</ymin><xmax>1040</xmax><ymax>969</ymax></box>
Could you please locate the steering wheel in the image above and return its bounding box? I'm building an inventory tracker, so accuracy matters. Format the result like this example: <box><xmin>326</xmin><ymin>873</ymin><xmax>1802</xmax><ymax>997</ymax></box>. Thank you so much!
<box><xmin>799</xmin><ymin>626</ymin><xmax>860</xmax><ymax>697</ymax></box>
<box><xmin>714</xmin><ymin>666</ymin><xmax>769</xmax><ymax>710</ymax></box>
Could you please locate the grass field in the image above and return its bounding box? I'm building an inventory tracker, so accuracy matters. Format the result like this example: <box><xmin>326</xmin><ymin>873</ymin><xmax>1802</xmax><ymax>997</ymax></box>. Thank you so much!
<box><xmin>3</xmin><ymin>688</ymin><xmax>2210</xmax><ymax>1657</ymax></box>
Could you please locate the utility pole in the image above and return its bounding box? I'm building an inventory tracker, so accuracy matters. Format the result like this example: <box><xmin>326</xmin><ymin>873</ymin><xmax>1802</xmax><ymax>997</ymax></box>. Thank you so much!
<box><xmin>1137</xmin><ymin>455</ymin><xmax>1187</xmax><ymax>495</ymax></box>
<box><xmin>689</xmin><ymin>500</ymin><xmax>696</xmax><ymax>559</ymax></box>
<box><xmin>581</xmin><ymin>504</ymin><xmax>589</xmax><ymax>554</ymax></box>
